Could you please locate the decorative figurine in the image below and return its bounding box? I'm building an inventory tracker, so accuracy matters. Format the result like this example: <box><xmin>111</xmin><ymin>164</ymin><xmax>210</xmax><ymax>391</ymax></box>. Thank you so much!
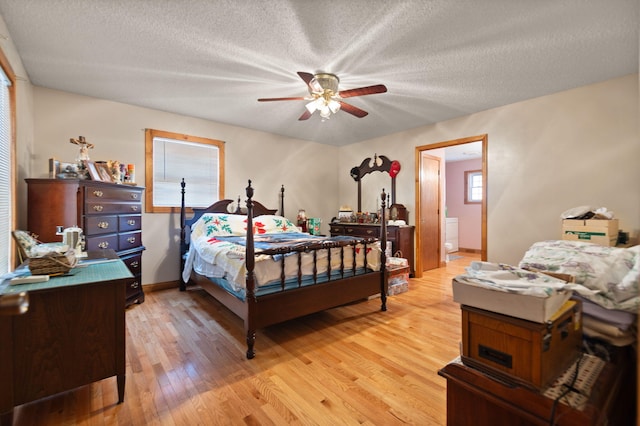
<box><xmin>70</xmin><ymin>135</ymin><xmax>94</xmax><ymax>162</ymax></box>
<box><xmin>70</xmin><ymin>136</ymin><xmax>94</xmax><ymax>179</ymax></box>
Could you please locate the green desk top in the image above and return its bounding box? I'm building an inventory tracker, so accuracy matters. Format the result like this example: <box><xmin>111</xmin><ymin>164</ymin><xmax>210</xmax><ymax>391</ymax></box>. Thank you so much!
<box><xmin>0</xmin><ymin>258</ymin><xmax>133</xmax><ymax>295</ymax></box>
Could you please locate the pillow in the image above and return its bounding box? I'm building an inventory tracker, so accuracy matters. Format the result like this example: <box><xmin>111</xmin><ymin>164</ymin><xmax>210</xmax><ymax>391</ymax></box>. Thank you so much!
<box><xmin>12</xmin><ymin>230</ymin><xmax>40</xmax><ymax>256</ymax></box>
<box><xmin>12</xmin><ymin>230</ymin><xmax>68</xmax><ymax>258</ymax></box>
<box><xmin>192</xmin><ymin>214</ymin><xmax>248</xmax><ymax>238</ymax></box>
<box><xmin>253</xmin><ymin>215</ymin><xmax>301</xmax><ymax>234</ymax></box>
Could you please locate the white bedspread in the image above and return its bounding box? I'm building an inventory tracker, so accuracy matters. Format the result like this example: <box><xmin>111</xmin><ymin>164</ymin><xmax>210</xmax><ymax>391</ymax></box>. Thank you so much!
<box><xmin>183</xmin><ymin>232</ymin><xmax>382</xmax><ymax>291</ymax></box>
<box><xmin>459</xmin><ymin>261</ymin><xmax>574</xmax><ymax>297</ymax></box>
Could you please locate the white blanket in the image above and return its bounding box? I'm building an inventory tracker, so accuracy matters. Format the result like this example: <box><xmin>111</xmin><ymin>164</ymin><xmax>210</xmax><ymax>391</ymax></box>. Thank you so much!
<box><xmin>519</xmin><ymin>240</ymin><xmax>640</xmax><ymax>312</ymax></box>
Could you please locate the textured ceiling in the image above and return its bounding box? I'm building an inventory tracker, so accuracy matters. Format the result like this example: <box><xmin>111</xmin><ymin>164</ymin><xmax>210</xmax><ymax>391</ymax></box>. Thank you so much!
<box><xmin>0</xmin><ymin>0</ymin><xmax>637</xmax><ymax>146</ymax></box>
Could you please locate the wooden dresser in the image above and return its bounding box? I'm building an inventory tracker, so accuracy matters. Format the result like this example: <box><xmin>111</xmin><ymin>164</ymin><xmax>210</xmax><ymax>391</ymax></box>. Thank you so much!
<box><xmin>329</xmin><ymin>222</ymin><xmax>415</xmax><ymax>276</ymax></box>
<box><xmin>26</xmin><ymin>179</ymin><xmax>145</xmax><ymax>307</ymax></box>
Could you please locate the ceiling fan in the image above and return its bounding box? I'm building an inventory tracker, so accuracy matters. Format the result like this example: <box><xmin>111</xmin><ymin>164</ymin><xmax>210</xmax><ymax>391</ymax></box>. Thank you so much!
<box><xmin>258</xmin><ymin>72</ymin><xmax>387</xmax><ymax>121</ymax></box>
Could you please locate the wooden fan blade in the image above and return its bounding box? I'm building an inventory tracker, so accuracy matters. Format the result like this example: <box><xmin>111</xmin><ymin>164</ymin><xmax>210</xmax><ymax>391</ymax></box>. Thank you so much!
<box><xmin>297</xmin><ymin>72</ymin><xmax>314</xmax><ymax>85</ymax></box>
<box><xmin>257</xmin><ymin>96</ymin><xmax>307</xmax><ymax>102</ymax></box>
<box><xmin>338</xmin><ymin>84</ymin><xmax>387</xmax><ymax>98</ymax></box>
<box><xmin>339</xmin><ymin>101</ymin><xmax>368</xmax><ymax>118</ymax></box>
<box><xmin>298</xmin><ymin>71</ymin><xmax>324</xmax><ymax>93</ymax></box>
<box><xmin>298</xmin><ymin>110</ymin><xmax>313</xmax><ymax>120</ymax></box>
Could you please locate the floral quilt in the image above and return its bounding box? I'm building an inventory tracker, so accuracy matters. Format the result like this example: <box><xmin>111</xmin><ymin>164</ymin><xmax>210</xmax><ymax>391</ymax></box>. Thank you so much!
<box><xmin>183</xmin><ymin>214</ymin><xmax>382</xmax><ymax>290</ymax></box>
<box><xmin>518</xmin><ymin>240</ymin><xmax>640</xmax><ymax>312</ymax></box>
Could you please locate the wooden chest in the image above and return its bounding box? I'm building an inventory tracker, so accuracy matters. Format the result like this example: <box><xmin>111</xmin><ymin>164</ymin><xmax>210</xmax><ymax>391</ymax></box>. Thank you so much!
<box><xmin>460</xmin><ymin>300</ymin><xmax>582</xmax><ymax>389</ymax></box>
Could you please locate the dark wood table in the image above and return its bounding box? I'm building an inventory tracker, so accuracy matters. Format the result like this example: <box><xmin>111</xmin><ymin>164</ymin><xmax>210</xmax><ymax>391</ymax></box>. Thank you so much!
<box><xmin>0</xmin><ymin>250</ymin><xmax>132</xmax><ymax>425</ymax></box>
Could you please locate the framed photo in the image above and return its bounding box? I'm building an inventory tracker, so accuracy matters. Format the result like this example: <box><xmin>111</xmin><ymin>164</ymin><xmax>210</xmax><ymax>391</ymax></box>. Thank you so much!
<box><xmin>84</xmin><ymin>160</ymin><xmax>102</xmax><ymax>181</ymax></box>
<box><xmin>49</xmin><ymin>158</ymin><xmax>60</xmax><ymax>178</ymax></box>
<box><xmin>96</xmin><ymin>162</ymin><xmax>114</xmax><ymax>183</ymax></box>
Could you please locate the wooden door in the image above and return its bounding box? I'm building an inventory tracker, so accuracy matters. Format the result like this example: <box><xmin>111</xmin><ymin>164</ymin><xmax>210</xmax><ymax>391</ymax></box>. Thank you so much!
<box><xmin>420</xmin><ymin>154</ymin><xmax>440</xmax><ymax>271</ymax></box>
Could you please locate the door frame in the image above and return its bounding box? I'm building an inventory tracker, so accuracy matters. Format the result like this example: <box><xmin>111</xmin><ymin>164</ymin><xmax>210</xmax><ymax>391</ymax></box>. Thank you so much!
<box><xmin>414</xmin><ymin>134</ymin><xmax>488</xmax><ymax>277</ymax></box>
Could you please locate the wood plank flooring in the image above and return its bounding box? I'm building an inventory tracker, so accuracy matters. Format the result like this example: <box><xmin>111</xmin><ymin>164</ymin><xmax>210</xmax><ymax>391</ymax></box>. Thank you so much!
<box><xmin>10</xmin><ymin>254</ymin><xmax>480</xmax><ymax>425</ymax></box>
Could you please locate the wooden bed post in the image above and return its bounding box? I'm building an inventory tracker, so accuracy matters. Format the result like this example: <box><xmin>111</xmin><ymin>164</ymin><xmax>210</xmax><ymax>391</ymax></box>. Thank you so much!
<box><xmin>244</xmin><ymin>180</ymin><xmax>257</xmax><ymax>359</ymax></box>
<box><xmin>380</xmin><ymin>189</ymin><xmax>388</xmax><ymax>311</ymax></box>
<box><xmin>179</xmin><ymin>178</ymin><xmax>187</xmax><ymax>291</ymax></box>
<box><xmin>280</xmin><ymin>184</ymin><xmax>285</xmax><ymax>217</ymax></box>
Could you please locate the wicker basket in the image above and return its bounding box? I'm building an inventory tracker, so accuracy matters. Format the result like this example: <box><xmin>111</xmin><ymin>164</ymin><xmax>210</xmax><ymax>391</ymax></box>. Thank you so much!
<box><xmin>28</xmin><ymin>250</ymin><xmax>78</xmax><ymax>275</ymax></box>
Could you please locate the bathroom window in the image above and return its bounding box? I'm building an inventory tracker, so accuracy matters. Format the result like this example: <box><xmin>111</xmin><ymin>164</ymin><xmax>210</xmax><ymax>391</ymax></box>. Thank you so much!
<box><xmin>465</xmin><ymin>170</ymin><xmax>482</xmax><ymax>204</ymax></box>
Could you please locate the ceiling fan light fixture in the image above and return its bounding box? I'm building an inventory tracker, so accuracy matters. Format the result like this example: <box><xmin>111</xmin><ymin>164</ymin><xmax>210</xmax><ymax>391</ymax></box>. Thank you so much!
<box><xmin>320</xmin><ymin>106</ymin><xmax>332</xmax><ymax>120</ymax></box>
<box><xmin>305</xmin><ymin>97</ymin><xmax>323</xmax><ymax>113</ymax></box>
<box><xmin>328</xmin><ymin>99</ymin><xmax>341</xmax><ymax>114</ymax></box>
<box><xmin>309</xmin><ymin>73</ymin><xmax>339</xmax><ymax>94</ymax></box>
<box><xmin>258</xmin><ymin>71</ymin><xmax>387</xmax><ymax>121</ymax></box>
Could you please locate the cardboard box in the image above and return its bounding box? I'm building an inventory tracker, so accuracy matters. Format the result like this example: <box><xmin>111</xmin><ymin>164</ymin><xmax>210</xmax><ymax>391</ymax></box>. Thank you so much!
<box><xmin>460</xmin><ymin>300</ymin><xmax>582</xmax><ymax>389</ymax></box>
<box><xmin>388</xmin><ymin>281</ymin><xmax>409</xmax><ymax>295</ymax></box>
<box><xmin>452</xmin><ymin>278</ymin><xmax>572</xmax><ymax>323</ymax></box>
<box><xmin>562</xmin><ymin>218</ymin><xmax>618</xmax><ymax>246</ymax></box>
<box><xmin>387</xmin><ymin>264</ymin><xmax>409</xmax><ymax>296</ymax></box>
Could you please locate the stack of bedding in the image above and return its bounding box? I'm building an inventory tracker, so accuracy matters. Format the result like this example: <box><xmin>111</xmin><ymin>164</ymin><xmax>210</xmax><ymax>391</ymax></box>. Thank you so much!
<box><xmin>519</xmin><ymin>240</ymin><xmax>638</xmax><ymax>347</ymax></box>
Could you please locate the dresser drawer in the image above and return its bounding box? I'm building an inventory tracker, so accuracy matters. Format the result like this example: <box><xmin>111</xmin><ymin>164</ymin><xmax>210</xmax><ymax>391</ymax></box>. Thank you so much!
<box><xmin>331</xmin><ymin>224</ymin><xmax>385</xmax><ymax>238</ymax></box>
<box><xmin>84</xmin><ymin>215</ymin><xmax>118</xmax><ymax>235</ymax></box>
<box><xmin>330</xmin><ymin>225</ymin><xmax>344</xmax><ymax>235</ymax></box>
<box><xmin>118</xmin><ymin>231</ymin><xmax>142</xmax><ymax>250</ymax></box>
<box><xmin>345</xmin><ymin>225</ymin><xmax>378</xmax><ymax>237</ymax></box>
<box><xmin>85</xmin><ymin>201</ymin><xmax>142</xmax><ymax>215</ymax></box>
<box><xmin>126</xmin><ymin>275</ymin><xmax>142</xmax><ymax>301</ymax></box>
<box><xmin>121</xmin><ymin>252</ymin><xmax>142</xmax><ymax>274</ymax></box>
<box><xmin>85</xmin><ymin>186</ymin><xmax>143</xmax><ymax>202</ymax></box>
<box><xmin>119</xmin><ymin>214</ymin><xmax>141</xmax><ymax>232</ymax></box>
<box><xmin>85</xmin><ymin>234</ymin><xmax>119</xmax><ymax>251</ymax></box>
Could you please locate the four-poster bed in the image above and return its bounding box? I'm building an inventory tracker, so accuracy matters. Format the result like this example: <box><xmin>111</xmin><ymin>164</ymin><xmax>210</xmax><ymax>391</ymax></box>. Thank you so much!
<box><xmin>180</xmin><ymin>180</ymin><xmax>388</xmax><ymax>359</ymax></box>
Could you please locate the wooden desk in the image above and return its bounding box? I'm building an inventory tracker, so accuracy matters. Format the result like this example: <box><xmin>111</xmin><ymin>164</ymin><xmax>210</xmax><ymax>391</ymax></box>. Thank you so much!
<box><xmin>0</xmin><ymin>250</ymin><xmax>132</xmax><ymax>425</ymax></box>
<box><xmin>438</xmin><ymin>356</ymin><xmax>635</xmax><ymax>425</ymax></box>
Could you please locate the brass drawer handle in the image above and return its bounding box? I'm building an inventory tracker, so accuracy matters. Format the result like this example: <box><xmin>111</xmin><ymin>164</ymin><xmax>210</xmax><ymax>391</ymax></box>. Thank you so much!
<box><xmin>131</xmin><ymin>193</ymin><xmax>138</xmax><ymax>200</ymax></box>
<box><xmin>98</xmin><ymin>221</ymin><xmax>109</xmax><ymax>229</ymax></box>
<box><xmin>127</xmin><ymin>237</ymin><xmax>136</xmax><ymax>244</ymax></box>
<box><xmin>366</xmin><ymin>230</ymin><xmax>374</xmax><ymax>235</ymax></box>
<box><xmin>131</xmin><ymin>281</ymin><xmax>139</xmax><ymax>289</ymax></box>
<box><xmin>93</xmin><ymin>205</ymin><xmax>104</xmax><ymax>212</ymax></box>
<box><xmin>130</xmin><ymin>261</ymin><xmax>139</xmax><ymax>268</ymax></box>
<box><xmin>93</xmin><ymin>190</ymin><xmax>103</xmax><ymax>197</ymax></box>
<box><xmin>98</xmin><ymin>241</ymin><xmax>109</xmax><ymax>249</ymax></box>
<box><xmin>127</xmin><ymin>219</ymin><xmax>136</xmax><ymax>226</ymax></box>
<box><xmin>131</xmin><ymin>206</ymin><xmax>138</xmax><ymax>212</ymax></box>
<box><xmin>346</xmin><ymin>228</ymin><xmax>353</xmax><ymax>232</ymax></box>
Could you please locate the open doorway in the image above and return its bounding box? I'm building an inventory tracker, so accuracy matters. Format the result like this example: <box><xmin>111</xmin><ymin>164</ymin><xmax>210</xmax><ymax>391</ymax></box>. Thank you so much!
<box><xmin>414</xmin><ymin>135</ymin><xmax>487</xmax><ymax>277</ymax></box>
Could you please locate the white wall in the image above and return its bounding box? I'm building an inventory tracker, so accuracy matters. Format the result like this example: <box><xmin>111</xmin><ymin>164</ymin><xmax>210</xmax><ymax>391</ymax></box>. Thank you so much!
<box><xmin>27</xmin><ymin>87</ymin><xmax>340</xmax><ymax>285</ymax></box>
<box><xmin>0</xmin><ymin>15</ymin><xmax>35</xmax><ymax>234</ymax></box>
<box><xmin>339</xmin><ymin>74</ymin><xmax>639</xmax><ymax>267</ymax></box>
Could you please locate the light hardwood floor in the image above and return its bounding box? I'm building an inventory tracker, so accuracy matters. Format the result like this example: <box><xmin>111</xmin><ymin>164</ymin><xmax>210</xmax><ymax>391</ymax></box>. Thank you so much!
<box><xmin>11</xmin><ymin>253</ymin><xmax>480</xmax><ymax>425</ymax></box>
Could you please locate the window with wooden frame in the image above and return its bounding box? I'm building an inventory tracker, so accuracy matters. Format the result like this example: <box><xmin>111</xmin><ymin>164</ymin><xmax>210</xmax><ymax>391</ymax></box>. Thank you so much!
<box><xmin>464</xmin><ymin>170</ymin><xmax>482</xmax><ymax>204</ymax></box>
<box><xmin>0</xmin><ymin>46</ymin><xmax>15</xmax><ymax>272</ymax></box>
<box><xmin>145</xmin><ymin>129</ymin><xmax>225</xmax><ymax>213</ymax></box>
